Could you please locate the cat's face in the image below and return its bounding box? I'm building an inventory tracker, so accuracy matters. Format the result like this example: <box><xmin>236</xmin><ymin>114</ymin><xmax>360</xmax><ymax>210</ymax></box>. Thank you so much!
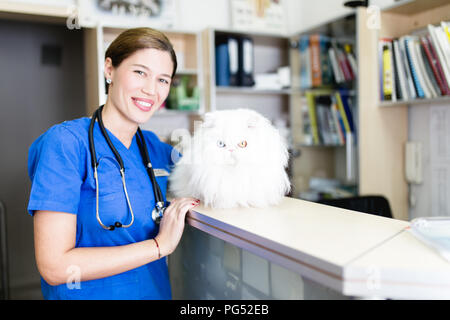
<box><xmin>192</xmin><ymin>109</ymin><xmax>267</xmax><ymax>167</ymax></box>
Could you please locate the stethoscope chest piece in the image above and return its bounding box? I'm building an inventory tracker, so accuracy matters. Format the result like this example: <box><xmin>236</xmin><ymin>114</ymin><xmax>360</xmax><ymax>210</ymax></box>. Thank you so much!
<box><xmin>152</xmin><ymin>201</ymin><xmax>166</xmax><ymax>225</ymax></box>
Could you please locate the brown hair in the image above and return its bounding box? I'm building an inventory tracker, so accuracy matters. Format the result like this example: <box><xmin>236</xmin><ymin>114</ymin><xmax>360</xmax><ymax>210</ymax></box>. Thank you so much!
<box><xmin>104</xmin><ymin>27</ymin><xmax>177</xmax><ymax>93</ymax></box>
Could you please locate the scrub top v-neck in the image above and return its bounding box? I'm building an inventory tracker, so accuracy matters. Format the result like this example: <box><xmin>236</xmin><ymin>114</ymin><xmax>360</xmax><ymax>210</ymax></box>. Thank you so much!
<box><xmin>27</xmin><ymin>117</ymin><xmax>175</xmax><ymax>300</ymax></box>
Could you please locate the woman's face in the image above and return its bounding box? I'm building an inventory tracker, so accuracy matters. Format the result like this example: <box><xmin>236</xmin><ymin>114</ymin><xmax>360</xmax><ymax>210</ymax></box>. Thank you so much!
<box><xmin>104</xmin><ymin>48</ymin><xmax>173</xmax><ymax>125</ymax></box>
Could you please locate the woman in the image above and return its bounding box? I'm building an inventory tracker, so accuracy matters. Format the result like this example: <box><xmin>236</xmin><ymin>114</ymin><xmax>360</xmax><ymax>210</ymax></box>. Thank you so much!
<box><xmin>27</xmin><ymin>27</ymin><xmax>198</xmax><ymax>299</ymax></box>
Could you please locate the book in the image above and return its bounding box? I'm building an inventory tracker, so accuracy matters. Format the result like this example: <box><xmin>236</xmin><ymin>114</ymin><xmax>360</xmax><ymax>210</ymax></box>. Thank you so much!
<box><xmin>334</xmin><ymin>91</ymin><xmax>351</xmax><ymax>134</ymax></box>
<box><xmin>310</xmin><ymin>34</ymin><xmax>322</xmax><ymax>87</ymax></box>
<box><xmin>404</xmin><ymin>36</ymin><xmax>425</xmax><ymax>98</ymax></box>
<box><xmin>428</xmin><ymin>24</ymin><xmax>450</xmax><ymax>90</ymax></box>
<box><xmin>344</xmin><ymin>44</ymin><xmax>358</xmax><ymax>79</ymax></box>
<box><xmin>393</xmin><ymin>39</ymin><xmax>409</xmax><ymax>100</ymax></box>
<box><xmin>301</xmin><ymin>99</ymin><xmax>313</xmax><ymax>145</ymax></box>
<box><xmin>426</xmin><ymin>34</ymin><xmax>450</xmax><ymax>95</ymax></box>
<box><xmin>380</xmin><ymin>38</ymin><xmax>395</xmax><ymax>100</ymax></box>
<box><xmin>391</xmin><ymin>39</ymin><xmax>402</xmax><ymax>100</ymax></box>
<box><xmin>418</xmin><ymin>40</ymin><xmax>441</xmax><ymax>97</ymax></box>
<box><xmin>442</xmin><ymin>21</ymin><xmax>450</xmax><ymax>42</ymax></box>
<box><xmin>331</xmin><ymin>101</ymin><xmax>345</xmax><ymax>145</ymax></box>
<box><xmin>305</xmin><ymin>91</ymin><xmax>319</xmax><ymax>145</ymax></box>
<box><xmin>412</xmin><ymin>36</ymin><xmax>438</xmax><ymax>98</ymax></box>
<box><xmin>328</xmin><ymin>46</ymin><xmax>343</xmax><ymax>84</ymax></box>
<box><xmin>319</xmin><ymin>35</ymin><xmax>334</xmax><ymax>86</ymax></box>
<box><xmin>299</xmin><ymin>35</ymin><xmax>312</xmax><ymax>89</ymax></box>
<box><xmin>420</xmin><ymin>35</ymin><xmax>449</xmax><ymax>96</ymax></box>
<box><xmin>338</xmin><ymin>90</ymin><xmax>356</xmax><ymax>136</ymax></box>
<box><xmin>399</xmin><ymin>36</ymin><xmax>417</xmax><ymax>99</ymax></box>
<box><xmin>315</xmin><ymin>95</ymin><xmax>339</xmax><ymax>145</ymax></box>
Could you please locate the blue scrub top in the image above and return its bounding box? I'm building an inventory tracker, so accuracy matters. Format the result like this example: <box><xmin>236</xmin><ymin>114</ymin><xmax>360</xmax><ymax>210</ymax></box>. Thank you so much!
<box><xmin>27</xmin><ymin>117</ymin><xmax>176</xmax><ymax>300</ymax></box>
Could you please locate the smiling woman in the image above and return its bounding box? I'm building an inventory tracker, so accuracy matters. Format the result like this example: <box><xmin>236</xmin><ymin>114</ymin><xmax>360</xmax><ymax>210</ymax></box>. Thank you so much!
<box><xmin>102</xmin><ymin>28</ymin><xmax>178</xmax><ymax>146</ymax></box>
<box><xmin>27</xmin><ymin>27</ymin><xmax>199</xmax><ymax>300</ymax></box>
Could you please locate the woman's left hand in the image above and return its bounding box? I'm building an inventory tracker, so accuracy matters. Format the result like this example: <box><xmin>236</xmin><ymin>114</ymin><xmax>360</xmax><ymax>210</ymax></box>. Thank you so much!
<box><xmin>155</xmin><ymin>197</ymin><xmax>200</xmax><ymax>257</ymax></box>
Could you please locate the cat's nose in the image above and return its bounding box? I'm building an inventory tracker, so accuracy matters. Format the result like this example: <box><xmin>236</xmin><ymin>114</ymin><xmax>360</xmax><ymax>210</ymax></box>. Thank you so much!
<box><xmin>228</xmin><ymin>149</ymin><xmax>234</xmax><ymax>152</ymax></box>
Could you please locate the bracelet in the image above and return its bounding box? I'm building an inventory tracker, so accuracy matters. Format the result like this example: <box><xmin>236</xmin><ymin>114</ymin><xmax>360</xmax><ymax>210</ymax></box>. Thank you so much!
<box><xmin>154</xmin><ymin>238</ymin><xmax>161</xmax><ymax>259</ymax></box>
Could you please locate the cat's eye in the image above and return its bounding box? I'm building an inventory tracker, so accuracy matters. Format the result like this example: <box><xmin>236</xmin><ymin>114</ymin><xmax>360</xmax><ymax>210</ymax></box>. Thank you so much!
<box><xmin>217</xmin><ymin>140</ymin><xmax>226</xmax><ymax>148</ymax></box>
<box><xmin>238</xmin><ymin>140</ymin><xmax>248</xmax><ymax>148</ymax></box>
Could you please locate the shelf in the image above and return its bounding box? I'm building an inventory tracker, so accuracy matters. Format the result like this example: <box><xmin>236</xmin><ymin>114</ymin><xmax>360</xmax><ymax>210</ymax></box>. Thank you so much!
<box><xmin>383</xmin><ymin>0</ymin><xmax>450</xmax><ymax>15</ymax></box>
<box><xmin>176</xmin><ymin>69</ymin><xmax>198</xmax><ymax>76</ymax></box>
<box><xmin>154</xmin><ymin>108</ymin><xmax>200</xmax><ymax>116</ymax></box>
<box><xmin>216</xmin><ymin>86</ymin><xmax>291</xmax><ymax>95</ymax></box>
<box><xmin>379</xmin><ymin>96</ymin><xmax>450</xmax><ymax>108</ymax></box>
<box><xmin>299</xmin><ymin>143</ymin><xmax>345</xmax><ymax>148</ymax></box>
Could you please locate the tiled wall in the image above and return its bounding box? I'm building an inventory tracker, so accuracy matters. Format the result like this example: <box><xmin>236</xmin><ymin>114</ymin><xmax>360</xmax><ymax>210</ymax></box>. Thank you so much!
<box><xmin>168</xmin><ymin>225</ymin><xmax>349</xmax><ymax>300</ymax></box>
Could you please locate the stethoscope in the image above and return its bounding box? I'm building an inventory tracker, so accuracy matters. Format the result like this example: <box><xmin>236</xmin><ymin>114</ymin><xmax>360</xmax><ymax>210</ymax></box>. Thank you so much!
<box><xmin>88</xmin><ymin>105</ymin><xmax>167</xmax><ymax>230</ymax></box>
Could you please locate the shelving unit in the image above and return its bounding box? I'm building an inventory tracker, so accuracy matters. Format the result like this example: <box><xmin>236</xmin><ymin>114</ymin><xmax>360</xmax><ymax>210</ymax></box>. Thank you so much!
<box><xmin>289</xmin><ymin>13</ymin><xmax>358</xmax><ymax>200</ymax></box>
<box><xmin>357</xmin><ymin>0</ymin><xmax>450</xmax><ymax>221</ymax></box>
<box><xmin>201</xmin><ymin>28</ymin><xmax>291</xmax><ymax>126</ymax></box>
<box><xmin>83</xmin><ymin>25</ymin><xmax>204</xmax><ymax>141</ymax></box>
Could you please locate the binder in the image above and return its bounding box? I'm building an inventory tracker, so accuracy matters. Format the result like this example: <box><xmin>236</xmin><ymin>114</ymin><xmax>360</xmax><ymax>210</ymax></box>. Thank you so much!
<box><xmin>238</xmin><ymin>36</ymin><xmax>255</xmax><ymax>87</ymax></box>
<box><xmin>228</xmin><ymin>37</ymin><xmax>239</xmax><ymax>86</ymax></box>
<box><xmin>215</xmin><ymin>38</ymin><xmax>230</xmax><ymax>86</ymax></box>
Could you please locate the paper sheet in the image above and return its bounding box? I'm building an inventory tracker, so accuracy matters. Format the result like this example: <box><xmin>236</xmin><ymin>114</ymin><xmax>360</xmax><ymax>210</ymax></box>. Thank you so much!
<box><xmin>430</xmin><ymin>106</ymin><xmax>450</xmax><ymax>216</ymax></box>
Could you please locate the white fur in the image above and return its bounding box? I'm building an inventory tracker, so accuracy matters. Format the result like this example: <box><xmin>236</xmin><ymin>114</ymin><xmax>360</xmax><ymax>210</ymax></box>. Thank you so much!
<box><xmin>168</xmin><ymin>109</ymin><xmax>291</xmax><ymax>209</ymax></box>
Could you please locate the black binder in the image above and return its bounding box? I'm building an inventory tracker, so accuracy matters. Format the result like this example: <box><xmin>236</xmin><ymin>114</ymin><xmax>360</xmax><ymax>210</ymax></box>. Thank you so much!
<box><xmin>238</xmin><ymin>36</ymin><xmax>255</xmax><ymax>87</ymax></box>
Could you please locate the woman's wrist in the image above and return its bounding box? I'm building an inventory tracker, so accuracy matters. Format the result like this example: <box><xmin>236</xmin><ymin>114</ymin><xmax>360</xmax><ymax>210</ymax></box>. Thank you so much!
<box><xmin>153</xmin><ymin>235</ymin><xmax>169</xmax><ymax>258</ymax></box>
<box><xmin>153</xmin><ymin>237</ymin><xmax>161</xmax><ymax>259</ymax></box>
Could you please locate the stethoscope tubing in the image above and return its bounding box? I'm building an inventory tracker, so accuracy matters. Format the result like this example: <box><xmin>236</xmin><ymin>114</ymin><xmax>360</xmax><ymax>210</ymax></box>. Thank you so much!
<box><xmin>89</xmin><ymin>105</ymin><xmax>165</xmax><ymax>230</ymax></box>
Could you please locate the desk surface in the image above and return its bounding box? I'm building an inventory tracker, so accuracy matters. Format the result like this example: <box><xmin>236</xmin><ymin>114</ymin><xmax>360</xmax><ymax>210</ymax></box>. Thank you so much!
<box><xmin>186</xmin><ymin>196</ymin><xmax>436</xmax><ymax>298</ymax></box>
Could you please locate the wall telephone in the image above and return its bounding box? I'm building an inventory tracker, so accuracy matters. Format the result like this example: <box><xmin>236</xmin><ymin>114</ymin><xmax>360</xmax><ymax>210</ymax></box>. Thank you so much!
<box><xmin>405</xmin><ymin>141</ymin><xmax>423</xmax><ymax>184</ymax></box>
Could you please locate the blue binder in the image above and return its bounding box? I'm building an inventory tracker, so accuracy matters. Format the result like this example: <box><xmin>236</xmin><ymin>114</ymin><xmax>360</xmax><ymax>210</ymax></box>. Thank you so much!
<box><xmin>215</xmin><ymin>41</ymin><xmax>230</xmax><ymax>86</ymax></box>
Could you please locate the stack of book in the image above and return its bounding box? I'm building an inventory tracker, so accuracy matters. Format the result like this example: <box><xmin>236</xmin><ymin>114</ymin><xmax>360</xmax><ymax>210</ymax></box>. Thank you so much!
<box><xmin>301</xmin><ymin>90</ymin><xmax>355</xmax><ymax>146</ymax></box>
<box><xmin>379</xmin><ymin>21</ymin><xmax>450</xmax><ymax>102</ymax></box>
<box><xmin>298</xmin><ymin>34</ymin><xmax>357</xmax><ymax>89</ymax></box>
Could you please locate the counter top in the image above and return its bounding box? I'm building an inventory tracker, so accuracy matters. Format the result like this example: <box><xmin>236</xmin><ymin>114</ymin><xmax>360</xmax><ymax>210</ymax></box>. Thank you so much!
<box><xmin>186</xmin><ymin>196</ymin><xmax>420</xmax><ymax>297</ymax></box>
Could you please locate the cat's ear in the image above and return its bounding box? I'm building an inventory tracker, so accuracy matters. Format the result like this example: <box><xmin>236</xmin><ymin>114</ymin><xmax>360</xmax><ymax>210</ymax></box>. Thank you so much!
<box><xmin>247</xmin><ymin>116</ymin><xmax>259</xmax><ymax>129</ymax></box>
<box><xmin>202</xmin><ymin>112</ymin><xmax>216</xmax><ymax>128</ymax></box>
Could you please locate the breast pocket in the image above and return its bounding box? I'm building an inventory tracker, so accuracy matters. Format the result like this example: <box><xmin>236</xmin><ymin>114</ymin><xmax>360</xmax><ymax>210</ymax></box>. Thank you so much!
<box><xmin>96</xmin><ymin>156</ymin><xmax>123</xmax><ymax>197</ymax></box>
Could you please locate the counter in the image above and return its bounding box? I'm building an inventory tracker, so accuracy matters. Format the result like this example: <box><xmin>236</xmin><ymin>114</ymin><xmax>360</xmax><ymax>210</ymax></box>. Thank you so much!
<box><xmin>168</xmin><ymin>196</ymin><xmax>450</xmax><ymax>299</ymax></box>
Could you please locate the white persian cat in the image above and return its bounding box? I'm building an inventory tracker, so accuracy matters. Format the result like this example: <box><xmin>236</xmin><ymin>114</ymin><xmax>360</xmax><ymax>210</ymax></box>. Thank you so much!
<box><xmin>168</xmin><ymin>108</ymin><xmax>291</xmax><ymax>209</ymax></box>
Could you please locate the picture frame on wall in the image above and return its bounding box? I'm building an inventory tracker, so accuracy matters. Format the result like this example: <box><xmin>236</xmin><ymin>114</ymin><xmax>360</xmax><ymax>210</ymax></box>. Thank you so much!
<box><xmin>230</xmin><ymin>0</ymin><xmax>287</xmax><ymax>35</ymax></box>
<box><xmin>77</xmin><ymin>0</ymin><xmax>177</xmax><ymax>29</ymax></box>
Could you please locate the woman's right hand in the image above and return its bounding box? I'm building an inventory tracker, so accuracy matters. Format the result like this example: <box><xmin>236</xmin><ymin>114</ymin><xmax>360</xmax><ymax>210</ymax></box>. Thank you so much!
<box><xmin>155</xmin><ymin>197</ymin><xmax>200</xmax><ymax>257</ymax></box>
